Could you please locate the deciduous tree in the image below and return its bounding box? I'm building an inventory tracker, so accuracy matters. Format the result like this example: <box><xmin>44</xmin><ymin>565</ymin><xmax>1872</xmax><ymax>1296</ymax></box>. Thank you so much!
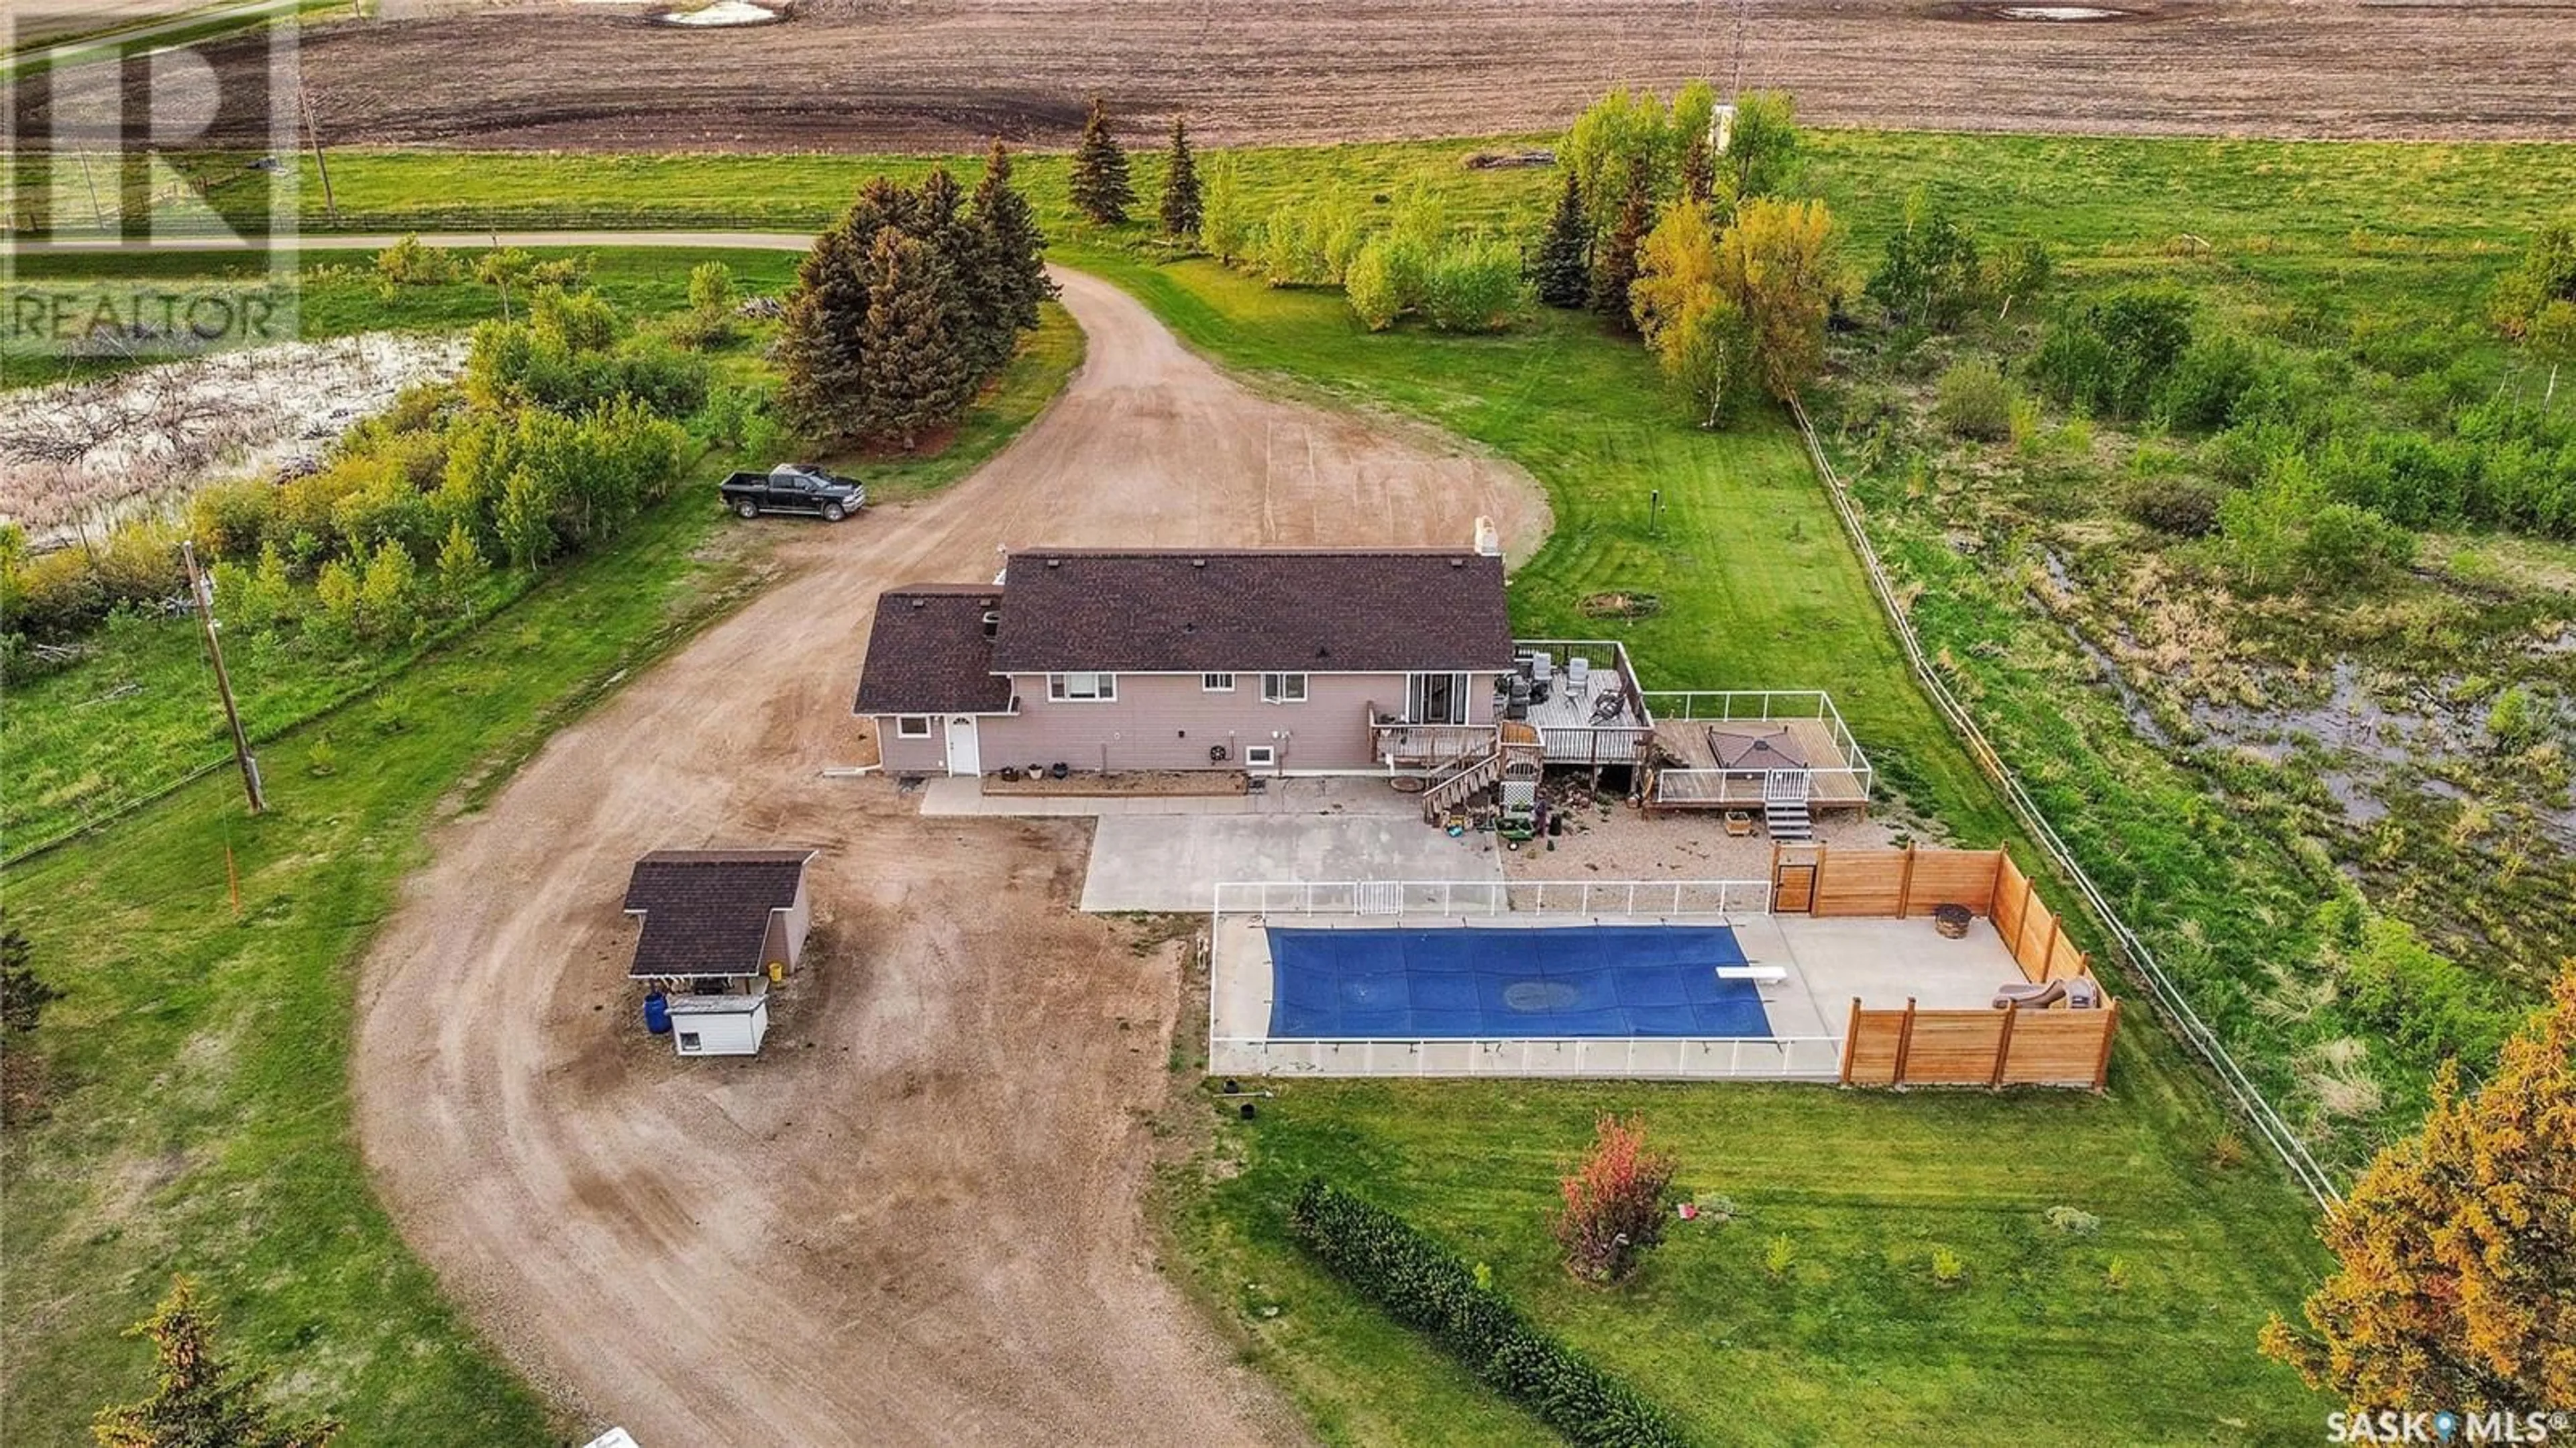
<box><xmin>1715</xmin><ymin>90</ymin><xmax>1801</xmax><ymax>217</ymax></box>
<box><xmin>1630</xmin><ymin>199</ymin><xmax>1748</xmax><ymax>425</ymax></box>
<box><xmin>1069</xmin><ymin>95</ymin><xmax>1135</xmax><ymax>225</ymax></box>
<box><xmin>1532</xmin><ymin>170</ymin><xmax>1592</xmax><ymax>309</ymax></box>
<box><xmin>1198</xmin><ymin>152</ymin><xmax>1255</xmax><ymax>264</ymax></box>
<box><xmin>1159</xmin><ymin>117</ymin><xmax>1203</xmax><ymax>239</ymax></box>
<box><xmin>1552</xmin><ymin>1113</ymin><xmax>1679</xmax><ymax>1282</ymax></box>
<box><xmin>1716</xmin><ymin>195</ymin><xmax>1841</xmax><ymax>400</ymax></box>
<box><xmin>93</xmin><ymin>1276</ymin><xmax>339</xmax><ymax>1448</ymax></box>
<box><xmin>2262</xmin><ymin>964</ymin><xmax>2576</xmax><ymax>1412</ymax></box>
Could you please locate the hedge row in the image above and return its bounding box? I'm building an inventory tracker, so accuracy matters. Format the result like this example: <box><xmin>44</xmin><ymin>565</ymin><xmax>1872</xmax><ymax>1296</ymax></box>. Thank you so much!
<box><xmin>1286</xmin><ymin>1176</ymin><xmax>1691</xmax><ymax>1448</ymax></box>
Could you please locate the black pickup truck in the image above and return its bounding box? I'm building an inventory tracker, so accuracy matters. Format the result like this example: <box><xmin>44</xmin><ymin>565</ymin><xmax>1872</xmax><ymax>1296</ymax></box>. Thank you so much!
<box><xmin>718</xmin><ymin>464</ymin><xmax>866</xmax><ymax>522</ymax></box>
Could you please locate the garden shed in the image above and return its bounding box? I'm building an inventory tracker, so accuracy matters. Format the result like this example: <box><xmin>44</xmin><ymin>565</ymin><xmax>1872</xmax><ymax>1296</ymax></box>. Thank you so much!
<box><xmin>621</xmin><ymin>847</ymin><xmax>816</xmax><ymax>990</ymax></box>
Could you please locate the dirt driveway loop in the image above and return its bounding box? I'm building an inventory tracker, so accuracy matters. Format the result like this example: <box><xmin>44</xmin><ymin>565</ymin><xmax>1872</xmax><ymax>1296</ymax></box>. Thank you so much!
<box><xmin>351</xmin><ymin>268</ymin><xmax>1549</xmax><ymax>1445</ymax></box>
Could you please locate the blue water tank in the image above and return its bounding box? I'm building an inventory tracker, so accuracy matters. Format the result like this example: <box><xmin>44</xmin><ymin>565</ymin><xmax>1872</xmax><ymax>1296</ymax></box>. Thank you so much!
<box><xmin>643</xmin><ymin>991</ymin><xmax>671</xmax><ymax>1035</ymax></box>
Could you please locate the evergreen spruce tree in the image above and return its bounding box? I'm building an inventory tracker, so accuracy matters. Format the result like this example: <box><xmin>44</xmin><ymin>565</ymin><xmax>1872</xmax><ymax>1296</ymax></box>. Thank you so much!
<box><xmin>1069</xmin><ymin>95</ymin><xmax>1135</xmax><ymax>225</ymax></box>
<box><xmin>1159</xmin><ymin>117</ymin><xmax>1203</xmax><ymax>239</ymax></box>
<box><xmin>1532</xmin><ymin>169</ymin><xmax>1593</xmax><ymax>310</ymax></box>
<box><xmin>776</xmin><ymin>225</ymin><xmax>869</xmax><ymax>442</ymax></box>
<box><xmin>777</xmin><ymin>177</ymin><xmax>911</xmax><ymax>442</ymax></box>
<box><xmin>967</xmin><ymin>140</ymin><xmax>1055</xmax><ymax>374</ymax></box>
<box><xmin>859</xmin><ymin>227</ymin><xmax>972</xmax><ymax>451</ymax></box>
<box><xmin>1592</xmin><ymin>174</ymin><xmax>1652</xmax><ymax>333</ymax></box>
<box><xmin>94</xmin><ymin>1277</ymin><xmax>339</xmax><ymax>1448</ymax></box>
<box><xmin>912</xmin><ymin>164</ymin><xmax>985</xmax><ymax>366</ymax></box>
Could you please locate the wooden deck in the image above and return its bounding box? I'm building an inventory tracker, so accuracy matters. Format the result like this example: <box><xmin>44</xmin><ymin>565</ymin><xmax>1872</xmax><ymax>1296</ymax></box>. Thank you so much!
<box><xmin>1648</xmin><ymin>719</ymin><xmax>1870</xmax><ymax>809</ymax></box>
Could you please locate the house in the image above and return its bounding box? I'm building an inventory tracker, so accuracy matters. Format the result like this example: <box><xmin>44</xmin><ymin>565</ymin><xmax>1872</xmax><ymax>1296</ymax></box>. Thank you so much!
<box><xmin>851</xmin><ymin>541</ymin><xmax>1881</xmax><ymax>829</ymax></box>
<box><xmin>621</xmin><ymin>848</ymin><xmax>816</xmax><ymax>1056</ymax></box>
<box><xmin>854</xmin><ymin>546</ymin><xmax>1518</xmax><ymax>778</ymax></box>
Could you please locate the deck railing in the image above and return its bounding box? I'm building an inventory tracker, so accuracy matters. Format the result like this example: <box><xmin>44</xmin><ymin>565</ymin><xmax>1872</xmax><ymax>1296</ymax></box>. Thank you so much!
<box><xmin>1642</xmin><ymin>688</ymin><xmax>1876</xmax><ymax>800</ymax></box>
<box><xmin>1367</xmin><ymin>711</ymin><xmax>1497</xmax><ymax>768</ymax></box>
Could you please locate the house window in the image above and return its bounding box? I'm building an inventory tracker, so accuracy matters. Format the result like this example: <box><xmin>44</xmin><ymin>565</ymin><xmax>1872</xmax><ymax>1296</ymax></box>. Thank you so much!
<box><xmin>1047</xmin><ymin>672</ymin><xmax>1117</xmax><ymax>702</ymax></box>
<box><xmin>677</xmin><ymin>1031</ymin><xmax>702</xmax><ymax>1052</ymax></box>
<box><xmin>894</xmin><ymin>715</ymin><xmax>932</xmax><ymax>738</ymax></box>
<box><xmin>1260</xmin><ymin>672</ymin><xmax>1308</xmax><ymax>704</ymax></box>
<box><xmin>1244</xmin><ymin>744</ymin><xmax>1278</xmax><ymax>768</ymax></box>
<box><xmin>1201</xmin><ymin>672</ymin><xmax>1236</xmax><ymax>692</ymax></box>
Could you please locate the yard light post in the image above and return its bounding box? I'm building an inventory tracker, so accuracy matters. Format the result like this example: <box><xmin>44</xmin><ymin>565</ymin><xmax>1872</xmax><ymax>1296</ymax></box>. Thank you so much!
<box><xmin>181</xmin><ymin>541</ymin><xmax>266</xmax><ymax>816</ymax></box>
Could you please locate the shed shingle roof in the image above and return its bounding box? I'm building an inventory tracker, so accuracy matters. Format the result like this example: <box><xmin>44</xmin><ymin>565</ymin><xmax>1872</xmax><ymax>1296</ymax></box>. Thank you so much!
<box><xmin>852</xmin><ymin>586</ymin><xmax>1017</xmax><ymax>716</ymax></box>
<box><xmin>622</xmin><ymin>849</ymin><xmax>814</xmax><ymax>978</ymax></box>
<box><xmin>986</xmin><ymin>549</ymin><xmax>1513</xmax><ymax>674</ymax></box>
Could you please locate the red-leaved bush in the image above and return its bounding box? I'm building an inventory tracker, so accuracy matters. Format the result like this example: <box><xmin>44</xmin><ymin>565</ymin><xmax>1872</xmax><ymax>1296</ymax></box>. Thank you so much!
<box><xmin>1551</xmin><ymin>1113</ymin><xmax>1678</xmax><ymax>1282</ymax></box>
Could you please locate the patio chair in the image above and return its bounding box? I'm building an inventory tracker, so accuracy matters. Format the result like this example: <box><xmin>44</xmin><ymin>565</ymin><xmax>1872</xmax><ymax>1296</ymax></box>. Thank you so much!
<box><xmin>1566</xmin><ymin>656</ymin><xmax>1591</xmax><ymax>695</ymax></box>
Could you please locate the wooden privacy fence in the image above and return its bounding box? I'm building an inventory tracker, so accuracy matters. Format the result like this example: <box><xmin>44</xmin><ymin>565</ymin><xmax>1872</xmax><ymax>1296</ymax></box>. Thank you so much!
<box><xmin>1841</xmin><ymin>997</ymin><xmax>2119</xmax><ymax>1090</ymax></box>
<box><xmin>1775</xmin><ymin>843</ymin><xmax>2117</xmax><ymax>1090</ymax></box>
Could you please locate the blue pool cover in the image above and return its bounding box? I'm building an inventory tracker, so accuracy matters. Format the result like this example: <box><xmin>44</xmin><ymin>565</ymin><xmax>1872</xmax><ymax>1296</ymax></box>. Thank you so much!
<box><xmin>1267</xmin><ymin>925</ymin><xmax>1770</xmax><ymax>1039</ymax></box>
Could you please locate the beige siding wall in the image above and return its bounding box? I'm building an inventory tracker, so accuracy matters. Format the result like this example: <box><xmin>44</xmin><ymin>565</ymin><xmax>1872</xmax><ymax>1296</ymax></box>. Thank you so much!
<box><xmin>873</xmin><ymin>717</ymin><xmax>950</xmax><ymax>774</ymax></box>
<box><xmin>983</xmin><ymin>671</ymin><xmax>1497</xmax><ymax>772</ymax></box>
<box><xmin>780</xmin><ymin>874</ymin><xmax>812</xmax><ymax>970</ymax></box>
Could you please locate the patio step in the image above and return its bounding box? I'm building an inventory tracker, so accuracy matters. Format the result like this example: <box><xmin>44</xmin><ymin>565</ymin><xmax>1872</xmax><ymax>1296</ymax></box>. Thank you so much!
<box><xmin>1764</xmin><ymin>798</ymin><xmax>1814</xmax><ymax>841</ymax></box>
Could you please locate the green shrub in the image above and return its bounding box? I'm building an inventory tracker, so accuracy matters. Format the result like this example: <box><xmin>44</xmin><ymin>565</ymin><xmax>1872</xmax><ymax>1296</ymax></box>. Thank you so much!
<box><xmin>1929</xmin><ymin>1247</ymin><xmax>1969</xmax><ymax>1287</ymax></box>
<box><xmin>1344</xmin><ymin>236</ymin><xmax>1410</xmax><ymax>331</ymax></box>
<box><xmin>1421</xmin><ymin>236</ymin><xmax>1523</xmax><ymax>333</ymax></box>
<box><xmin>2031</xmin><ymin>288</ymin><xmax>2194</xmax><ymax>420</ymax></box>
<box><xmin>1933</xmin><ymin>358</ymin><xmax>2014</xmax><ymax>440</ymax></box>
<box><xmin>374</xmin><ymin>234</ymin><xmax>460</xmax><ymax>287</ymax></box>
<box><xmin>1287</xmin><ymin>1178</ymin><xmax>1689</xmax><ymax>1448</ymax></box>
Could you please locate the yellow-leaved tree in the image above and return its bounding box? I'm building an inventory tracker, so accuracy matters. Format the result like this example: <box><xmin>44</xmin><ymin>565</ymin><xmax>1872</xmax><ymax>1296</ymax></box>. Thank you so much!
<box><xmin>2261</xmin><ymin>964</ymin><xmax>2576</xmax><ymax>1411</ymax></box>
<box><xmin>1715</xmin><ymin>195</ymin><xmax>1841</xmax><ymax>403</ymax></box>
<box><xmin>1629</xmin><ymin>199</ymin><xmax>1748</xmax><ymax>427</ymax></box>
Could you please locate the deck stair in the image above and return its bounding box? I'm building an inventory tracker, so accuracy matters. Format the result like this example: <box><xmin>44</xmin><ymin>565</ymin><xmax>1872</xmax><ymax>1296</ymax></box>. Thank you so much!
<box><xmin>1762</xmin><ymin>770</ymin><xmax>1814</xmax><ymax>841</ymax></box>
<box><xmin>1419</xmin><ymin>751</ymin><xmax>1502</xmax><ymax>820</ymax></box>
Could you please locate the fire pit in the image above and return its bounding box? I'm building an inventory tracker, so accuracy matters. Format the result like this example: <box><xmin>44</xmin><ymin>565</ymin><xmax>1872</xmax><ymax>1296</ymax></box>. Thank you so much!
<box><xmin>1932</xmin><ymin>903</ymin><xmax>1974</xmax><ymax>939</ymax></box>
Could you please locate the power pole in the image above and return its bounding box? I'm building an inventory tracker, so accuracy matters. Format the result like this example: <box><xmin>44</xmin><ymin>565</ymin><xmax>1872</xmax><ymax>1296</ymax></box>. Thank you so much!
<box><xmin>182</xmin><ymin>541</ymin><xmax>266</xmax><ymax>816</ymax></box>
<box><xmin>300</xmin><ymin>88</ymin><xmax>338</xmax><ymax>225</ymax></box>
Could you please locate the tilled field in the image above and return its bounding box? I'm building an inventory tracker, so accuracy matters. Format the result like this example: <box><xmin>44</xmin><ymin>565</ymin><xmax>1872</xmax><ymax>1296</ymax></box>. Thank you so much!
<box><xmin>70</xmin><ymin>0</ymin><xmax>2576</xmax><ymax>150</ymax></box>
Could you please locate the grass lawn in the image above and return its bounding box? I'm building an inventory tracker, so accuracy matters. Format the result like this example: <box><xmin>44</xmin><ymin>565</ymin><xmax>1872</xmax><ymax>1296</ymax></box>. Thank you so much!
<box><xmin>1050</xmin><ymin>246</ymin><xmax>2330</xmax><ymax>1445</ymax></box>
<box><xmin>0</xmin><ymin>307</ymin><xmax>1079</xmax><ymax>1441</ymax></box>
<box><xmin>1179</xmin><ymin>1075</ymin><xmax>2325</xmax><ymax>1447</ymax></box>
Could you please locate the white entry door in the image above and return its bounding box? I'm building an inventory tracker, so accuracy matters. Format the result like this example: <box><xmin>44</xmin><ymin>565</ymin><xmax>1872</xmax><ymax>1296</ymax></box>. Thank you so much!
<box><xmin>945</xmin><ymin>716</ymin><xmax>981</xmax><ymax>776</ymax></box>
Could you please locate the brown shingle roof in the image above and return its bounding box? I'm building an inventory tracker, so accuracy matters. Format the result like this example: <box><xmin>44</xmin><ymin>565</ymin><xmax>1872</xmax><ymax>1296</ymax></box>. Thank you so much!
<box><xmin>623</xmin><ymin>849</ymin><xmax>814</xmax><ymax>978</ymax></box>
<box><xmin>852</xmin><ymin>586</ymin><xmax>1016</xmax><ymax>716</ymax></box>
<box><xmin>987</xmin><ymin>549</ymin><xmax>1513</xmax><ymax>674</ymax></box>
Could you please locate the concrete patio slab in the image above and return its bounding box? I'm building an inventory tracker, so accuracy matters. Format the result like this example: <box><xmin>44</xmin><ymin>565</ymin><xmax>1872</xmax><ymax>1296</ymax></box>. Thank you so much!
<box><xmin>1080</xmin><ymin>814</ymin><xmax>1501</xmax><ymax>912</ymax></box>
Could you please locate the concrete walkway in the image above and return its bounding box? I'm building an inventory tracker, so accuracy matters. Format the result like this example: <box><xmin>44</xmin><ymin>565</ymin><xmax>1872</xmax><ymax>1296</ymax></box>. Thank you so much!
<box><xmin>1081</xmin><ymin>813</ymin><xmax>1503</xmax><ymax>913</ymax></box>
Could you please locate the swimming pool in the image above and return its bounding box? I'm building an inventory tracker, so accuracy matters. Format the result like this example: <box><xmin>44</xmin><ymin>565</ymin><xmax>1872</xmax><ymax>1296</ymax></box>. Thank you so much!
<box><xmin>1267</xmin><ymin>924</ymin><xmax>1771</xmax><ymax>1039</ymax></box>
